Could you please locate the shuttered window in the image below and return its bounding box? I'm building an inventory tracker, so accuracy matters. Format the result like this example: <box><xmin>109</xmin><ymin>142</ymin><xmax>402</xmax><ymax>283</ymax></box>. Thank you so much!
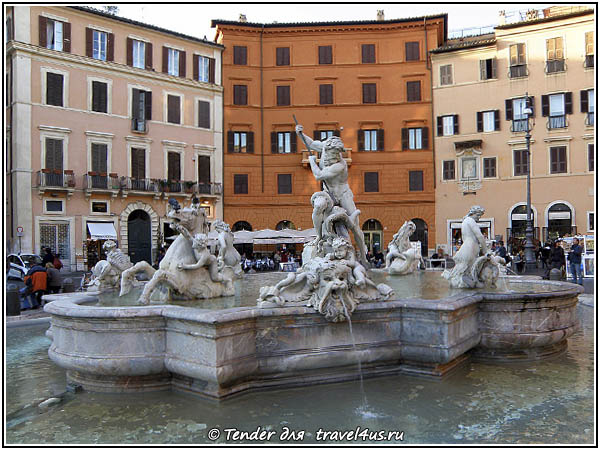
<box><xmin>167</xmin><ymin>95</ymin><xmax>181</xmax><ymax>124</ymax></box>
<box><xmin>233</xmin><ymin>85</ymin><xmax>248</xmax><ymax>105</ymax></box>
<box><xmin>277</xmin><ymin>174</ymin><xmax>292</xmax><ymax>194</ymax></box>
<box><xmin>41</xmin><ymin>17</ymin><xmax>70</xmax><ymax>52</ymax></box>
<box><xmin>46</xmin><ymin>72</ymin><xmax>63</xmax><ymax>106</ymax></box>
<box><xmin>589</xmin><ymin>144</ymin><xmax>594</xmax><ymax>172</ymax></box>
<box><xmin>45</xmin><ymin>138</ymin><xmax>63</xmax><ymax>170</ymax></box>
<box><xmin>440</xmin><ymin>64</ymin><xmax>452</xmax><ymax>85</ymax></box>
<box><xmin>91</xmin><ymin>143</ymin><xmax>107</xmax><ymax>173</ymax></box>
<box><xmin>167</xmin><ymin>151</ymin><xmax>181</xmax><ymax>180</ymax></box>
<box><xmin>402</xmin><ymin>127</ymin><xmax>429</xmax><ymax>150</ymax></box>
<box><xmin>406</xmin><ymin>81</ymin><xmax>421</xmax><ymax>102</ymax></box>
<box><xmin>233</xmin><ymin>174</ymin><xmax>248</xmax><ymax>194</ymax></box>
<box><xmin>277</xmin><ymin>85</ymin><xmax>290</xmax><ymax>106</ymax></box>
<box><xmin>131</xmin><ymin>89</ymin><xmax>152</xmax><ymax>132</ymax></box>
<box><xmin>550</xmin><ymin>146</ymin><xmax>567</xmax><ymax>174</ymax></box>
<box><xmin>513</xmin><ymin>149</ymin><xmax>529</xmax><ymax>176</ymax></box>
<box><xmin>276</xmin><ymin>47</ymin><xmax>290</xmax><ymax>66</ymax></box>
<box><xmin>164</xmin><ymin>47</ymin><xmax>185</xmax><ymax>77</ymax></box>
<box><xmin>509</xmin><ymin>43</ymin><xmax>527</xmax><ymax>78</ymax></box>
<box><xmin>131</xmin><ymin>148</ymin><xmax>146</xmax><ymax>179</ymax></box>
<box><xmin>318</xmin><ymin>45</ymin><xmax>332</xmax><ymax>64</ymax></box>
<box><xmin>443</xmin><ymin>160</ymin><xmax>455</xmax><ymax>180</ymax></box>
<box><xmin>477</xmin><ymin>110</ymin><xmax>500</xmax><ymax>132</ymax></box>
<box><xmin>227</xmin><ymin>131</ymin><xmax>254</xmax><ymax>153</ymax></box>
<box><xmin>319</xmin><ymin>84</ymin><xmax>333</xmax><ymax>105</ymax></box>
<box><xmin>193</xmin><ymin>54</ymin><xmax>215</xmax><ymax>83</ymax></box>
<box><xmin>271</xmin><ymin>132</ymin><xmax>297</xmax><ymax>154</ymax></box>
<box><xmin>198</xmin><ymin>155</ymin><xmax>211</xmax><ymax>184</ymax></box>
<box><xmin>361</xmin><ymin>44</ymin><xmax>375</xmax><ymax>63</ymax></box>
<box><xmin>483</xmin><ymin>157</ymin><xmax>496</xmax><ymax>178</ymax></box>
<box><xmin>362</xmin><ymin>83</ymin><xmax>376</xmax><ymax>104</ymax></box>
<box><xmin>409</xmin><ymin>171</ymin><xmax>424</xmax><ymax>191</ymax></box>
<box><xmin>364</xmin><ymin>172</ymin><xmax>379</xmax><ymax>192</ymax></box>
<box><xmin>91</xmin><ymin>81</ymin><xmax>107</xmax><ymax>113</ymax></box>
<box><xmin>479</xmin><ymin>58</ymin><xmax>497</xmax><ymax>80</ymax></box>
<box><xmin>233</xmin><ymin>46</ymin><xmax>247</xmax><ymax>65</ymax></box>
<box><xmin>405</xmin><ymin>41</ymin><xmax>420</xmax><ymax>61</ymax></box>
<box><xmin>359</xmin><ymin>129</ymin><xmax>384</xmax><ymax>151</ymax></box>
<box><xmin>128</xmin><ymin>38</ymin><xmax>152</xmax><ymax>70</ymax></box>
<box><xmin>198</xmin><ymin>100</ymin><xmax>210</xmax><ymax>128</ymax></box>
<box><xmin>438</xmin><ymin>115</ymin><xmax>459</xmax><ymax>136</ymax></box>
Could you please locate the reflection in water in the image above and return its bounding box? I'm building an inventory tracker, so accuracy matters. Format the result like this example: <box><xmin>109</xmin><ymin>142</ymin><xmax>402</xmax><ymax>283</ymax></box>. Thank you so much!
<box><xmin>5</xmin><ymin>305</ymin><xmax>594</xmax><ymax>444</ymax></box>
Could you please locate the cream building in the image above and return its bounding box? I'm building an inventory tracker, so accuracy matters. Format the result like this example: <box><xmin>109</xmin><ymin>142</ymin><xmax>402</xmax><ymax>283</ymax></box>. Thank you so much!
<box><xmin>430</xmin><ymin>6</ymin><xmax>594</xmax><ymax>255</ymax></box>
<box><xmin>6</xmin><ymin>6</ymin><xmax>224</xmax><ymax>270</ymax></box>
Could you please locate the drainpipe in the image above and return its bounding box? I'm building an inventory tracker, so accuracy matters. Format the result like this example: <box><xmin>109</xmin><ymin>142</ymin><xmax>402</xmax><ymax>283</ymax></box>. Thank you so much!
<box><xmin>220</xmin><ymin>43</ymin><xmax>225</xmax><ymax>220</ymax></box>
<box><xmin>260</xmin><ymin>24</ymin><xmax>265</xmax><ymax>193</ymax></box>
<box><xmin>425</xmin><ymin>18</ymin><xmax>437</xmax><ymax>191</ymax></box>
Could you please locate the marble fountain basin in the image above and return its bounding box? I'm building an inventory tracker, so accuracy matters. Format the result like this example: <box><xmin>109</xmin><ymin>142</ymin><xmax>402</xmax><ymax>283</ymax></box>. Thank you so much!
<box><xmin>43</xmin><ymin>272</ymin><xmax>583</xmax><ymax>399</ymax></box>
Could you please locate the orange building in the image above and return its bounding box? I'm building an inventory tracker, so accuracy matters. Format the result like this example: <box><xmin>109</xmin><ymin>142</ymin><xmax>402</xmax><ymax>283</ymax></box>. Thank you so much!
<box><xmin>212</xmin><ymin>13</ymin><xmax>447</xmax><ymax>255</ymax></box>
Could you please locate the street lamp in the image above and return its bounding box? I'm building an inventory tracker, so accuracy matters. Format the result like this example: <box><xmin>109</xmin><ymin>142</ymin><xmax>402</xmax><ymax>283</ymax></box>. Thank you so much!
<box><xmin>523</xmin><ymin>93</ymin><xmax>536</xmax><ymax>271</ymax></box>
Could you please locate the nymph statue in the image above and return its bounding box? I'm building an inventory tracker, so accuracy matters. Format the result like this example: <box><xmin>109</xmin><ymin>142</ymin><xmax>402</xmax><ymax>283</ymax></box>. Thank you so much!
<box><xmin>86</xmin><ymin>240</ymin><xmax>133</xmax><ymax>292</ymax></box>
<box><xmin>385</xmin><ymin>220</ymin><xmax>424</xmax><ymax>275</ymax></box>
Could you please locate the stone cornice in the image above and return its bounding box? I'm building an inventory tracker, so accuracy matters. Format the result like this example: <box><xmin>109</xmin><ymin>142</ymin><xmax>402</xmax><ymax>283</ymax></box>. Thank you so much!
<box><xmin>38</xmin><ymin>125</ymin><xmax>72</xmax><ymax>134</ymax></box>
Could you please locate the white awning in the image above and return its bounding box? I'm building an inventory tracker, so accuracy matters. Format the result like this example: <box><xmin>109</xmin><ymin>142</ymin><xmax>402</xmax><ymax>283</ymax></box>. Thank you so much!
<box><xmin>87</xmin><ymin>222</ymin><xmax>117</xmax><ymax>240</ymax></box>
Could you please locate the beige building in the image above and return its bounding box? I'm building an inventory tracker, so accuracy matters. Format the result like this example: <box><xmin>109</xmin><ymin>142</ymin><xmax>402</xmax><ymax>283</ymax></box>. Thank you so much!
<box><xmin>430</xmin><ymin>7</ymin><xmax>595</xmax><ymax>255</ymax></box>
<box><xmin>6</xmin><ymin>6</ymin><xmax>224</xmax><ymax>270</ymax></box>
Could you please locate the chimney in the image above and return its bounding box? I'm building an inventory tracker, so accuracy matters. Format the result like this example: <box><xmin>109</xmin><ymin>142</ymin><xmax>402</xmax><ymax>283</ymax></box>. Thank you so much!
<box><xmin>498</xmin><ymin>10</ymin><xmax>506</xmax><ymax>25</ymax></box>
<box><xmin>239</xmin><ymin>13</ymin><xmax>247</xmax><ymax>23</ymax></box>
<box><xmin>377</xmin><ymin>10</ymin><xmax>385</xmax><ymax>21</ymax></box>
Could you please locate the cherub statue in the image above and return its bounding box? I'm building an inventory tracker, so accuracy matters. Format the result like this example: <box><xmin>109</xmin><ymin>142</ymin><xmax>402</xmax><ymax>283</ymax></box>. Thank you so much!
<box><xmin>213</xmin><ymin>219</ymin><xmax>242</xmax><ymax>276</ymax></box>
<box><xmin>176</xmin><ymin>233</ymin><xmax>222</xmax><ymax>282</ymax></box>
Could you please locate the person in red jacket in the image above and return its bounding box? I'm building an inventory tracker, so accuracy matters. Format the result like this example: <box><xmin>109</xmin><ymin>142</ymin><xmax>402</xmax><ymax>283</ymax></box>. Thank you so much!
<box><xmin>24</xmin><ymin>264</ymin><xmax>48</xmax><ymax>309</ymax></box>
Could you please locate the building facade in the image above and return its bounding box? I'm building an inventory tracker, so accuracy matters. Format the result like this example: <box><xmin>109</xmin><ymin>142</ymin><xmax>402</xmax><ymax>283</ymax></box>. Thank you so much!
<box><xmin>212</xmin><ymin>13</ymin><xmax>447</xmax><ymax>255</ymax></box>
<box><xmin>430</xmin><ymin>7</ymin><xmax>594</xmax><ymax>255</ymax></box>
<box><xmin>6</xmin><ymin>6</ymin><xmax>224</xmax><ymax>270</ymax></box>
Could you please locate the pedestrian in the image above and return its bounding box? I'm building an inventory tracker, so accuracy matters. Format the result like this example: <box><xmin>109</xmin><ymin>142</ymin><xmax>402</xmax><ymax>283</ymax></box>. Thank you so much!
<box><xmin>46</xmin><ymin>262</ymin><xmax>63</xmax><ymax>293</ymax></box>
<box><xmin>42</xmin><ymin>247</ymin><xmax>55</xmax><ymax>266</ymax></box>
<box><xmin>568</xmin><ymin>237</ymin><xmax>583</xmax><ymax>285</ymax></box>
<box><xmin>23</xmin><ymin>263</ymin><xmax>47</xmax><ymax>309</ymax></box>
<box><xmin>53</xmin><ymin>253</ymin><xmax>63</xmax><ymax>271</ymax></box>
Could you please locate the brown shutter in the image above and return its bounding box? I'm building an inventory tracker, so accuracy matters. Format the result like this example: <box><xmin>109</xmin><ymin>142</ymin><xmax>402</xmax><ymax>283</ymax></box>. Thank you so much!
<box><xmin>437</xmin><ymin>116</ymin><xmax>443</xmax><ymax>136</ymax></box>
<box><xmin>505</xmin><ymin>99</ymin><xmax>513</xmax><ymax>120</ymax></box>
<box><xmin>494</xmin><ymin>110</ymin><xmax>500</xmax><ymax>130</ymax></box>
<box><xmin>145</xmin><ymin>42</ymin><xmax>153</xmax><ymax>69</ymax></box>
<box><xmin>167</xmin><ymin>95</ymin><xmax>180</xmax><ymax>124</ymax></box>
<box><xmin>453</xmin><ymin>115</ymin><xmax>459</xmax><ymax>134</ymax></box>
<box><xmin>401</xmin><ymin>128</ymin><xmax>408</xmax><ymax>150</ymax></box>
<box><xmin>247</xmin><ymin>132</ymin><xmax>254</xmax><ymax>153</ymax></box>
<box><xmin>208</xmin><ymin>57</ymin><xmax>215</xmax><ymax>83</ymax></box>
<box><xmin>358</xmin><ymin>130</ymin><xmax>365</xmax><ymax>151</ymax></box>
<box><xmin>193</xmin><ymin>54</ymin><xmax>199</xmax><ymax>80</ymax></box>
<box><xmin>132</xmin><ymin>88</ymin><xmax>140</xmax><ymax>119</ymax></box>
<box><xmin>63</xmin><ymin>22</ymin><xmax>71</xmax><ymax>52</ymax></box>
<box><xmin>422</xmin><ymin>127</ymin><xmax>429</xmax><ymax>149</ymax></box>
<box><xmin>86</xmin><ymin>27</ymin><xmax>93</xmax><ymax>57</ymax></box>
<box><xmin>107</xmin><ymin>33</ymin><xmax>114</xmax><ymax>61</ymax></box>
<box><xmin>162</xmin><ymin>46</ymin><xmax>168</xmax><ymax>73</ymax></box>
<box><xmin>491</xmin><ymin>58</ymin><xmax>497</xmax><ymax>78</ymax></box>
<box><xmin>476</xmin><ymin>111</ymin><xmax>483</xmax><ymax>132</ymax></box>
<box><xmin>334</xmin><ymin>129</ymin><xmax>340</xmax><ymax>137</ymax></box>
<box><xmin>565</xmin><ymin>92</ymin><xmax>573</xmax><ymax>114</ymax></box>
<box><xmin>39</xmin><ymin>16</ymin><xmax>47</xmax><ymax>47</ymax></box>
<box><xmin>377</xmin><ymin>129</ymin><xmax>384</xmax><ymax>151</ymax></box>
<box><xmin>179</xmin><ymin>51</ymin><xmax>186</xmax><ymax>78</ymax></box>
<box><xmin>198</xmin><ymin>155</ymin><xmax>210</xmax><ymax>183</ymax></box>
<box><xmin>541</xmin><ymin>95</ymin><xmax>549</xmax><ymax>117</ymax></box>
<box><xmin>227</xmin><ymin>131</ymin><xmax>234</xmax><ymax>153</ymax></box>
<box><xmin>313</xmin><ymin>130</ymin><xmax>319</xmax><ymax>140</ymax></box>
<box><xmin>126</xmin><ymin>38</ymin><xmax>133</xmax><ymax>66</ymax></box>
<box><xmin>479</xmin><ymin>60</ymin><xmax>486</xmax><ymax>80</ymax></box>
<box><xmin>144</xmin><ymin>91</ymin><xmax>152</xmax><ymax>120</ymax></box>
<box><xmin>271</xmin><ymin>132</ymin><xmax>278</xmax><ymax>153</ymax></box>
<box><xmin>290</xmin><ymin>132</ymin><xmax>297</xmax><ymax>153</ymax></box>
<box><xmin>198</xmin><ymin>101</ymin><xmax>210</xmax><ymax>128</ymax></box>
<box><xmin>167</xmin><ymin>152</ymin><xmax>181</xmax><ymax>180</ymax></box>
<box><xmin>527</xmin><ymin>96</ymin><xmax>535</xmax><ymax>117</ymax></box>
<box><xmin>92</xmin><ymin>143</ymin><xmax>108</xmax><ymax>173</ymax></box>
<box><xmin>581</xmin><ymin>90</ymin><xmax>589</xmax><ymax>113</ymax></box>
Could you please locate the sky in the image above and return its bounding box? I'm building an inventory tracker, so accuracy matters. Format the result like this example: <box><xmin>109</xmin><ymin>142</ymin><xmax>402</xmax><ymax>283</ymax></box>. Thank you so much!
<box><xmin>114</xmin><ymin>3</ymin><xmax>555</xmax><ymax>42</ymax></box>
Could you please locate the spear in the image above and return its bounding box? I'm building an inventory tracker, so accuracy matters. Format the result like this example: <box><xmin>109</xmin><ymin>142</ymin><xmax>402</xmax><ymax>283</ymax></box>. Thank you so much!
<box><xmin>293</xmin><ymin>114</ymin><xmax>312</xmax><ymax>155</ymax></box>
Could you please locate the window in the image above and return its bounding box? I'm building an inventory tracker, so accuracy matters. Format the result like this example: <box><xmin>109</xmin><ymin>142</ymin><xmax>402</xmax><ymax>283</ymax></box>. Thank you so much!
<box><xmin>193</xmin><ymin>54</ymin><xmax>215</xmax><ymax>83</ymax></box>
<box><xmin>585</xmin><ymin>32</ymin><xmax>594</xmax><ymax>68</ymax></box>
<box><xmin>233</xmin><ymin>85</ymin><xmax>248</xmax><ymax>105</ymax></box>
<box><xmin>479</xmin><ymin>58</ymin><xmax>497</xmax><ymax>80</ymax></box>
<box><xmin>45</xmin><ymin>200</ymin><xmax>64</xmax><ymax>213</ymax></box>
<box><xmin>405</xmin><ymin>42</ymin><xmax>420</xmax><ymax>61</ymax></box>
<box><xmin>91</xmin><ymin>143</ymin><xmax>108</xmax><ymax>186</ymax></box>
<box><xmin>131</xmin><ymin>147</ymin><xmax>146</xmax><ymax>180</ymax></box>
<box><xmin>277</xmin><ymin>85</ymin><xmax>290</xmax><ymax>106</ymax></box>
<box><xmin>131</xmin><ymin>88</ymin><xmax>152</xmax><ymax>132</ymax></box>
<box><xmin>277</xmin><ymin>174</ymin><xmax>292</xmax><ymax>194</ymax></box>
<box><xmin>167</xmin><ymin>95</ymin><xmax>181</xmax><ymax>124</ymax></box>
<box><xmin>362</xmin><ymin>83</ymin><xmax>377</xmax><ymax>103</ymax></box>
<box><xmin>92</xmin><ymin>30</ymin><xmax>107</xmax><ymax>61</ymax></box>
<box><xmin>581</xmin><ymin>89</ymin><xmax>594</xmax><ymax>126</ymax></box>
<box><xmin>197</xmin><ymin>155</ymin><xmax>211</xmax><ymax>189</ymax></box>
<box><xmin>228</xmin><ymin>131</ymin><xmax>254</xmax><ymax>153</ymax></box>
<box><xmin>167</xmin><ymin>151</ymin><xmax>181</xmax><ymax>181</ymax></box>
<box><xmin>589</xmin><ymin>144</ymin><xmax>594</xmax><ymax>171</ymax></box>
<box><xmin>483</xmin><ymin>157</ymin><xmax>496</xmax><ymax>178</ymax></box>
<box><xmin>364</xmin><ymin>172</ymin><xmax>379</xmax><ymax>192</ymax></box>
<box><xmin>506</xmin><ymin>96</ymin><xmax>534</xmax><ymax>132</ymax></box>
<box><xmin>361</xmin><ymin>44</ymin><xmax>375</xmax><ymax>63</ymax></box>
<box><xmin>91</xmin><ymin>201</ymin><xmax>108</xmax><ymax>214</ymax></box>
<box><xmin>276</xmin><ymin>47</ymin><xmax>290</xmax><ymax>66</ymax></box>
<box><xmin>45</xmin><ymin>18</ymin><xmax>64</xmax><ymax>51</ymax></box>
<box><xmin>513</xmin><ymin>149</ymin><xmax>529</xmax><ymax>176</ymax></box>
<box><xmin>46</xmin><ymin>72</ymin><xmax>64</xmax><ymax>107</ymax></box>
<box><xmin>460</xmin><ymin>157</ymin><xmax>478</xmax><ymax>180</ymax></box>
<box><xmin>440</xmin><ymin>64</ymin><xmax>453</xmax><ymax>85</ymax></box>
<box><xmin>233</xmin><ymin>174</ymin><xmax>248</xmax><ymax>194</ymax></box>
<box><xmin>546</xmin><ymin>37</ymin><xmax>565</xmax><ymax>73</ymax></box>
<box><xmin>509</xmin><ymin>43</ymin><xmax>527</xmax><ymax>78</ymax></box>
<box><xmin>409</xmin><ymin>171</ymin><xmax>423</xmax><ymax>191</ymax></box>
<box><xmin>132</xmin><ymin>39</ymin><xmax>145</xmax><ymax>69</ymax></box>
<box><xmin>318</xmin><ymin>45</ymin><xmax>332</xmax><ymax>64</ymax></box>
<box><xmin>167</xmin><ymin>48</ymin><xmax>180</xmax><ymax>76</ymax></box>
<box><xmin>198</xmin><ymin>100</ymin><xmax>210</xmax><ymax>128</ymax></box>
<box><xmin>314</xmin><ymin>130</ymin><xmax>338</xmax><ymax>140</ymax></box>
<box><xmin>358</xmin><ymin>129</ymin><xmax>383</xmax><ymax>151</ymax></box>
<box><xmin>319</xmin><ymin>84</ymin><xmax>333</xmax><ymax>105</ymax></box>
<box><xmin>443</xmin><ymin>160</ymin><xmax>455</xmax><ymax>180</ymax></box>
<box><xmin>542</xmin><ymin>93</ymin><xmax>571</xmax><ymax>129</ymax></box>
<box><xmin>271</xmin><ymin>131</ymin><xmax>296</xmax><ymax>154</ymax></box>
<box><xmin>406</xmin><ymin>81</ymin><xmax>421</xmax><ymax>102</ymax></box>
<box><xmin>91</xmin><ymin>81</ymin><xmax>107</xmax><ymax>113</ymax></box>
<box><xmin>477</xmin><ymin>110</ymin><xmax>500</xmax><ymax>132</ymax></box>
<box><xmin>549</xmin><ymin>146</ymin><xmax>567</xmax><ymax>174</ymax></box>
<box><xmin>437</xmin><ymin>115</ymin><xmax>458</xmax><ymax>136</ymax></box>
<box><xmin>233</xmin><ymin>46</ymin><xmax>247</xmax><ymax>65</ymax></box>
<box><xmin>402</xmin><ymin>127</ymin><xmax>429</xmax><ymax>150</ymax></box>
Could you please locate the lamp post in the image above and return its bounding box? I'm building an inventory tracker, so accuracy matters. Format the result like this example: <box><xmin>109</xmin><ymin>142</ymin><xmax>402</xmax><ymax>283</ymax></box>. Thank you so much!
<box><xmin>523</xmin><ymin>93</ymin><xmax>536</xmax><ymax>271</ymax></box>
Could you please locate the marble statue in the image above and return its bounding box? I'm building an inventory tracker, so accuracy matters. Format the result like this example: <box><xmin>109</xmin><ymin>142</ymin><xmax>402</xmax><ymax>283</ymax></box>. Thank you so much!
<box><xmin>86</xmin><ymin>240</ymin><xmax>133</xmax><ymax>292</ymax></box>
<box><xmin>120</xmin><ymin>198</ymin><xmax>236</xmax><ymax>304</ymax></box>
<box><xmin>213</xmin><ymin>219</ymin><xmax>242</xmax><ymax>277</ymax></box>
<box><xmin>258</xmin><ymin>122</ymin><xmax>393</xmax><ymax>321</ymax></box>
<box><xmin>442</xmin><ymin>205</ymin><xmax>505</xmax><ymax>288</ymax></box>
<box><xmin>385</xmin><ymin>220</ymin><xmax>424</xmax><ymax>275</ymax></box>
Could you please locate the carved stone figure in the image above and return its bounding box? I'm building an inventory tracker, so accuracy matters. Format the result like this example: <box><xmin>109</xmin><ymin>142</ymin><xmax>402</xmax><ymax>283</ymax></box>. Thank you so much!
<box><xmin>442</xmin><ymin>205</ymin><xmax>504</xmax><ymax>288</ymax></box>
<box><xmin>213</xmin><ymin>219</ymin><xmax>242</xmax><ymax>277</ymax></box>
<box><xmin>120</xmin><ymin>198</ymin><xmax>235</xmax><ymax>304</ymax></box>
<box><xmin>385</xmin><ymin>220</ymin><xmax>424</xmax><ymax>275</ymax></box>
<box><xmin>87</xmin><ymin>240</ymin><xmax>133</xmax><ymax>292</ymax></box>
<box><xmin>258</xmin><ymin>122</ymin><xmax>393</xmax><ymax>321</ymax></box>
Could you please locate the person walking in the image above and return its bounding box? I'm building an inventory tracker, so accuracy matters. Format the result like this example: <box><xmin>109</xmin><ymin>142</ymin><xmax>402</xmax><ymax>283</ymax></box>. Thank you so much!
<box><xmin>568</xmin><ymin>238</ymin><xmax>584</xmax><ymax>285</ymax></box>
<box><xmin>46</xmin><ymin>262</ymin><xmax>63</xmax><ymax>293</ymax></box>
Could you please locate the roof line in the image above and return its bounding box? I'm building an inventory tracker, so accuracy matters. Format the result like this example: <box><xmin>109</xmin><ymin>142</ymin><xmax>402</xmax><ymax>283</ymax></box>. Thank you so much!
<box><xmin>495</xmin><ymin>9</ymin><xmax>593</xmax><ymax>30</ymax></box>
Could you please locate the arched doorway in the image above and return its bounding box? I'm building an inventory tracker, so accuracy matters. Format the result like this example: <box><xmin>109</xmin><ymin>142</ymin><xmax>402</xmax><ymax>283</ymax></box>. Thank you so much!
<box><xmin>410</xmin><ymin>218</ymin><xmax>428</xmax><ymax>257</ymax></box>
<box><xmin>362</xmin><ymin>219</ymin><xmax>383</xmax><ymax>254</ymax></box>
<box><xmin>276</xmin><ymin>220</ymin><xmax>296</xmax><ymax>230</ymax></box>
<box><xmin>128</xmin><ymin>210</ymin><xmax>152</xmax><ymax>264</ymax></box>
<box><xmin>232</xmin><ymin>221</ymin><xmax>253</xmax><ymax>257</ymax></box>
<box><xmin>547</xmin><ymin>202</ymin><xmax>574</xmax><ymax>240</ymax></box>
<box><xmin>232</xmin><ymin>221</ymin><xmax>252</xmax><ymax>231</ymax></box>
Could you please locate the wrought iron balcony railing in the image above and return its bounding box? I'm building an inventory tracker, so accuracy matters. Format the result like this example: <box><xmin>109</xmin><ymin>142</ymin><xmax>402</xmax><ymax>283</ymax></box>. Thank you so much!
<box><xmin>37</xmin><ymin>169</ymin><xmax>75</xmax><ymax>188</ymax></box>
<box><xmin>509</xmin><ymin>64</ymin><xmax>528</xmax><ymax>78</ymax></box>
<box><xmin>84</xmin><ymin>173</ymin><xmax>121</xmax><ymax>190</ymax></box>
<box><xmin>584</xmin><ymin>54</ymin><xmax>594</xmax><ymax>68</ymax></box>
<box><xmin>585</xmin><ymin>112</ymin><xmax>594</xmax><ymax>126</ymax></box>
<box><xmin>511</xmin><ymin>119</ymin><xmax>529</xmax><ymax>132</ymax></box>
<box><xmin>123</xmin><ymin>177</ymin><xmax>159</xmax><ymax>192</ymax></box>
<box><xmin>548</xmin><ymin>115</ymin><xmax>567</xmax><ymax>129</ymax></box>
<box><xmin>545</xmin><ymin>59</ymin><xmax>566</xmax><ymax>73</ymax></box>
<box><xmin>131</xmin><ymin>118</ymin><xmax>147</xmax><ymax>133</ymax></box>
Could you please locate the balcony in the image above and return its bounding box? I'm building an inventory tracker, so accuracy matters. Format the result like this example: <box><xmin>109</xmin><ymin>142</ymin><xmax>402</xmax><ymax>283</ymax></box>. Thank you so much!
<box><xmin>509</xmin><ymin>64</ymin><xmax>527</xmax><ymax>78</ymax></box>
<box><xmin>584</xmin><ymin>54</ymin><xmax>594</xmax><ymax>68</ymax></box>
<box><xmin>157</xmin><ymin>180</ymin><xmax>223</xmax><ymax>199</ymax></box>
<box><xmin>585</xmin><ymin>112</ymin><xmax>594</xmax><ymax>126</ymax></box>
<box><xmin>548</xmin><ymin>115</ymin><xmax>567</xmax><ymax>130</ymax></box>
<box><xmin>301</xmin><ymin>148</ymin><xmax>353</xmax><ymax>168</ymax></box>
<box><xmin>545</xmin><ymin>59</ymin><xmax>565</xmax><ymax>74</ymax></box>
<box><xmin>36</xmin><ymin>169</ymin><xmax>75</xmax><ymax>197</ymax></box>
<box><xmin>131</xmin><ymin>118</ymin><xmax>147</xmax><ymax>133</ymax></box>
<box><xmin>84</xmin><ymin>172</ymin><xmax>121</xmax><ymax>198</ymax></box>
<box><xmin>121</xmin><ymin>177</ymin><xmax>160</xmax><ymax>199</ymax></box>
<box><xmin>511</xmin><ymin>119</ymin><xmax>529</xmax><ymax>132</ymax></box>
<box><xmin>194</xmin><ymin>182</ymin><xmax>223</xmax><ymax>196</ymax></box>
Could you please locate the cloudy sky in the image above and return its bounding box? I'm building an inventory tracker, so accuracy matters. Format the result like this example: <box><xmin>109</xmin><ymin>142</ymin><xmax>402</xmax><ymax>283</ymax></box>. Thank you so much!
<box><xmin>115</xmin><ymin>3</ymin><xmax>554</xmax><ymax>41</ymax></box>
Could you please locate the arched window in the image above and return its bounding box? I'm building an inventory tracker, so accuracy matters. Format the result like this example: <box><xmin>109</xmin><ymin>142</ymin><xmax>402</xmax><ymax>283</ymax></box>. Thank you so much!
<box><xmin>547</xmin><ymin>203</ymin><xmax>573</xmax><ymax>239</ymax></box>
<box><xmin>410</xmin><ymin>218</ymin><xmax>428</xmax><ymax>257</ymax></box>
<box><xmin>362</xmin><ymin>219</ymin><xmax>383</xmax><ymax>253</ymax></box>
<box><xmin>276</xmin><ymin>220</ymin><xmax>296</xmax><ymax>230</ymax></box>
<box><xmin>232</xmin><ymin>221</ymin><xmax>252</xmax><ymax>232</ymax></box>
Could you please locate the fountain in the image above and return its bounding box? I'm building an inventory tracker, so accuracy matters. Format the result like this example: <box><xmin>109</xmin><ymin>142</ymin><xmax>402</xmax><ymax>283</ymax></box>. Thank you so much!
<box><xmin>43</xmin><ymin>120</ymin><xmax>584</xmax><ymax>400</ymax></box>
